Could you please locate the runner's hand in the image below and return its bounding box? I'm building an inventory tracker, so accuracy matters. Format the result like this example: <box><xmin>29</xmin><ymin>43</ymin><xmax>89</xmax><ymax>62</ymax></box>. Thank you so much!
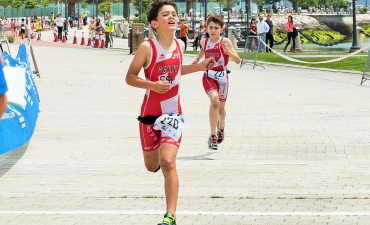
<box><xmin>221</xmin><ymin>40</ymin><xmax>230</xmax><ymax>54</ymax></box>
<box><xmin>200</xmin><ymin>57</ymin><xmax>216</xmax><ymax>70</ymax></box>
<box><xmin>151</xmin><ymin>81</ymin><xmax>171</xmax><ymax>94</ymax></box>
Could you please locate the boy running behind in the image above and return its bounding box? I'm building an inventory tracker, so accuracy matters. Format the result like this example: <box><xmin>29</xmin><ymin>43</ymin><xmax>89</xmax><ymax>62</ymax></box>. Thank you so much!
<box><xmin>193</xmin><ymin>14</ymin><xmax>241</xmax><ymax>150</ymax></box>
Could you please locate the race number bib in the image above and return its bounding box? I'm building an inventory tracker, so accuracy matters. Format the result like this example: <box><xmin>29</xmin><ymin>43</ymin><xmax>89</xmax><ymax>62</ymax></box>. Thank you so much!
<box><xmin>153</xmin><ymin>114</ymin><xmax>185</xmax><ymax>141</ymax></box>
<box><xmin>207</xmin><ymin>70</ymin><xmax>227</xmax><ymax>83</ymax></box>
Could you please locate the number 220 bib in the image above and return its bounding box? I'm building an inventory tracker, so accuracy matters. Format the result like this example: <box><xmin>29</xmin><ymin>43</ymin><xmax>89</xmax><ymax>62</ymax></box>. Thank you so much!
<box><xmin>153</xmin><ymin>114</ymin><xmax>185</xmax><ymax>141</ymax></box>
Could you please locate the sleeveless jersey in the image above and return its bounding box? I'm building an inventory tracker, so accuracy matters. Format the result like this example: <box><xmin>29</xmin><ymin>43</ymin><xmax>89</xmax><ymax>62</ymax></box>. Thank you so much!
<box><xmin>204</xmin><ymin>37</ymin><xmax>229</xmax><ymax>71</ymax></box>
<box><xmin>140</xmin><ymin>39</ymin><xmax>183</xmax><ymax>117</ymax></box>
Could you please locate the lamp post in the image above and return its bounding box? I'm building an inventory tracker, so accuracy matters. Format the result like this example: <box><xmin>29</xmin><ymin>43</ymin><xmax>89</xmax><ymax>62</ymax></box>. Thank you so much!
<box><xmin>139</xmin><ymin>0</ymin><xmax>142</xmax><ymax>23</ymax></box>
<box><xmin>350</xmin><ymin>0</ymin><xmax>360</xmax><ymax>51</ymax></box>
<box><xmin>246</xmin><ymin>0</ymin><xmax>250</xmax><ymax>27</ymax></box>
<box><xmin>227</xmin><ymin>0</ymin><xmax>230</xmax><ymax>34</ymax></box>
<box><xmin>65</xmin><ymin>0</ymin><xmax>67</xmax><ymax>18</ymax></box>
<box><xmin>77</xmin><ymin>0</ymin><xmax>80</xmax><ymax>30</ymax></box>
<box><xmin>96</xmin><ymin>0</ymin><xmax>99</xmax><ymax>18</ymax></box>
<box><xmin>204</xmin><ymin>0</ymin><xmax>207</xmax><ymax>22</ymax></box>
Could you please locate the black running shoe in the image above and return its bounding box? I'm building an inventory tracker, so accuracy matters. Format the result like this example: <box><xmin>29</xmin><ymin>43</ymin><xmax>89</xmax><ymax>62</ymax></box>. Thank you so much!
<box><xmin>217</xmin><ymin>127</ymin><xmax>224</xmax><ymax>144</ymax></box>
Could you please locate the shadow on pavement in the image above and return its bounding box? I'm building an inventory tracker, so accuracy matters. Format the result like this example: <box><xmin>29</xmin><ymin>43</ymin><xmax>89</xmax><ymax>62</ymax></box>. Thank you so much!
<box><xmin>178</xmin><ymin>152</ymin><xmax>217</xmax><ymax>161</ymax></box>
<box><xmin>0</xmin><ymin>142</ymin><xmax>28</xmax><ymax>177</ymax></box>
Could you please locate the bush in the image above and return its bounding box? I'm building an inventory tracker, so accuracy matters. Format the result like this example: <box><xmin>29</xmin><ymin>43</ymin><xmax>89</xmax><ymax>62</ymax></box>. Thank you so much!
<box><xmin>272</xmin><ymin>4</ymin><xmax>278</xmax><ymax>13</ymax></box>
<box><xmin>6</xmin><ymin>35</ymin><xmax>15</xmax><ymax>43</ymax></box>
<box><xmin>359</xmin><ymin>8</ymin><xmax>368</xmax><ymax>14</ymax></box>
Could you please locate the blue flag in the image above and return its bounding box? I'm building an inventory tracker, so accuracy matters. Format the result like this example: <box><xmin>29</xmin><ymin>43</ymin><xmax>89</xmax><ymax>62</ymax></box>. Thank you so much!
<box><xmin>0</xmin><ymin>43</ymin><xmax>40</xmax><ymax>155</ymax></box>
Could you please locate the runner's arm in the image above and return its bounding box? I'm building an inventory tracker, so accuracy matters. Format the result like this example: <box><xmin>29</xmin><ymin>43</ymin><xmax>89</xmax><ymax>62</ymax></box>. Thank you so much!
<box><xmin>222</xmin><ymin>38</ymin><xmax>241</xmax><ymax>64</ymax></box>
<box><xmin>191</xmin><ymin>39</ymin><xmax>205</xmax><ymax>64</ymax></box>
<box><xmin>126</xmin><ymin>42</ymin><xmax>171</xmax><ymax>94</ymax></box>
<box><xmin>182</xmin><ymin>57</ymin><xmax>215</xmax><ymax>76</ymax></box>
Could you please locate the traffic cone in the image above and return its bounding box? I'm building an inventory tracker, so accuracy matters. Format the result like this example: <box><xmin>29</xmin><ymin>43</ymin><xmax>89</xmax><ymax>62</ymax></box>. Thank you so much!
<box><xmin>62</xmin><ymin>32</ymin><xmax>66</xmax><ymax>43</ymax></box>
<box><xmin>93</xmin><ymin>31</ymin><xmax>99</xmax><ymax>48</ymax></box>
<box><xmin>37</xmin><ymin>31</ymin><xmax>41</xmax><ymax>41</ymax></box>
<box><xmin>87</xmin><ymin>34</ymin><xmax>92</xmax><ymax>46</ymax></box>
<box><xmin>100</xmin><ymin>31</ymin><xmax>106</xmax><ymax>48</ymax></box>
<box><xmin>53</xmin><ymin>33</ymin><xmax>58</xmax><ymax>42</ymax></box>
<box><xmin>73</xmin><ymin>31</ymin><xmax>77</xmax><ymax>44</ymax></box>
<box><xmin>31</xmin><ymin>32</ymin><xmax>35</xmax><ymax>39</ymax></box>
<box><xmin>80</xmin><ymin>31</ymin><xmax>85</xmax><ymax>45</ymax></box>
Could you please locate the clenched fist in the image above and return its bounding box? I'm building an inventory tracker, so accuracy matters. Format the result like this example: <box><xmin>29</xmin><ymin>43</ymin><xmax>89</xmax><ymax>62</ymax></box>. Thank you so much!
<box><xmin>151</xmin><ymin>81</ymin><xmax>171</xmax><ymax>94</ymax></box>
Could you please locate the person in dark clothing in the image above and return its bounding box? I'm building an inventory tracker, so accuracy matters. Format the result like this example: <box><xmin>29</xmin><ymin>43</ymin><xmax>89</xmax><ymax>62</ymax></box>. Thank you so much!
<box><xmin>265</xmin><ymin>14</ymin><xmax>274</xmax><ymax>52</ymax></box>
<box><xmin>247</xmin><ymin>18</ymin><xmax>258</xmax><ymax>51</ymax></box>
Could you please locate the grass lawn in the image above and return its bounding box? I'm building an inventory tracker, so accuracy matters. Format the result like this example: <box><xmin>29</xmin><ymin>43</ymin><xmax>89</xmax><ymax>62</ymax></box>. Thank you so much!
<box><xmin>184</xmin><ymin>50</ymin><xmax>369</xmax><ymax>72</ymax></box>
<box><xmin>248</xmin><ymin>52</ymin><xmax>368</xmax><ymax>72</ymax></box>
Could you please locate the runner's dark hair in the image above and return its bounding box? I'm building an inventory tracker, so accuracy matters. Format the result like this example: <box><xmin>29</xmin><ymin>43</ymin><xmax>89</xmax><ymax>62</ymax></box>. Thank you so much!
<box><xmin>207</xmin><ymin>14</ymin><xmax>224</xmax><ymax>28</ymax></box>
<box><xmin>147</xmin><ymin>0</ymin><xmax>178</xmax><ymax>24</ymax></box>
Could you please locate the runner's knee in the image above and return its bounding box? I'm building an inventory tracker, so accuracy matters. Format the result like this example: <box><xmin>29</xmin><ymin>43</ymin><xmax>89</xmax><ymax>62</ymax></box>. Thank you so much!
<box><xmin>211</xmin><ymin>97</ymin><xmax>220</xmax><ymax>109</ymax></box>
<box><xmin>160</xmin><ymin>157</ymin><xmax>176</xmax><ymax>171</ymax></box>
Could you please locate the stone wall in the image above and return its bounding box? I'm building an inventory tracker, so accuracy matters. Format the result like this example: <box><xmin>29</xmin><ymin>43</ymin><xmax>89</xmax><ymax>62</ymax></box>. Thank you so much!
<box><xmin>269</xmin><ymin>14</ymin><xmax>370</xmax><ymax>33</ymax></box>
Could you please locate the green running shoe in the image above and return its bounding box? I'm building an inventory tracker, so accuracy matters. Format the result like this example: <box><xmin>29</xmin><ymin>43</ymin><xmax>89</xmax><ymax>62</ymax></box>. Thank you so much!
<box><xmin>158</xmin><ymin>212</ymin><xmax>176</xmax><ymax>225</ymax></box>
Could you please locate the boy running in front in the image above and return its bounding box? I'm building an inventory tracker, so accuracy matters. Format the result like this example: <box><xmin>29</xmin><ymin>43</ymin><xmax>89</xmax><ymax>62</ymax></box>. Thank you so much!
<box><xmin>193</xmin><ymin>14</ymin><xmax>241</xmax><ymax>150</ymax></box>
<box><xmin>125</xmin><ymin>1</ymin><xmax>215</xmax><ymax>224</ymax></box>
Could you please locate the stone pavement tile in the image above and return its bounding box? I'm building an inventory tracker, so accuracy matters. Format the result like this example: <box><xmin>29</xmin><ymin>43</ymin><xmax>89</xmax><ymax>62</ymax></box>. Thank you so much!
<box><xmin>1</xmin><ymin>46</ymin><xmax>370</xmax><ymax>224</ymax></box>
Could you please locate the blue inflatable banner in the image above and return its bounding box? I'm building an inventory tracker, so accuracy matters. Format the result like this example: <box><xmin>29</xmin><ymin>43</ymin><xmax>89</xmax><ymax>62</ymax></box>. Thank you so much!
<box><xmin>0</xmin><ymin>43</ymin><xmax>40</xmax><ymax>155</ymax></box>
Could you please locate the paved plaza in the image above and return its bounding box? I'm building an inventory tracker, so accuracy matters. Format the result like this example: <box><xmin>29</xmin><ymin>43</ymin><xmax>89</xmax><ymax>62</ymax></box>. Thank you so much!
<box><xmin>1</xmin><ymin>40</ymin><xmax>370</xmax><ymax>225</ymax></box>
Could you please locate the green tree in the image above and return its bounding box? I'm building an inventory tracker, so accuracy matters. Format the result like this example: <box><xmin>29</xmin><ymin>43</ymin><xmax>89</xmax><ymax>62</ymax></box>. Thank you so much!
<box><xmin>82</xmin><ymin>1</ymin><xmax>88</xmax><ymax>10</ymax></box>
<box><xmin>11</xmin><ymin>0</ymin><xmax>23</xmax><ymax>19</ymax></box>
<box><xmin>0</xmin><ymin>0</ymin><xmax>12</xmax><ymax>17</ymax></box>
<box><xmin>98</xmin><ymin>1</ymin><xmax>113</xmax><ymax>14</ymax></box>
<box><xmin>133</xmin><ymin>0</ymin><xmax>150</xmax><ymax>23</ymax></box>
<box><xmin>24</xmin><ymin>0</ymin><xmax>38</xmax><ymax>16</ymax></box>
<box><xmin>40</xmin><ymin>0</ymin><xmax>51</xmax><ymax>17</ymax></box>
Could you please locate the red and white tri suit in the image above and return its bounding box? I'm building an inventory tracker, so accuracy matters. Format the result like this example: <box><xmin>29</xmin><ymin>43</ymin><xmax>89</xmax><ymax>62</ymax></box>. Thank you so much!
<box><xmin>139</xmin><ymin>39</ymin><xmax>183</xmax><ymax>152</ymax></box>
<box><xmin>202</xmin><ymin>37</ymin><xmax>229</xmax><ymax>102</ymax></box>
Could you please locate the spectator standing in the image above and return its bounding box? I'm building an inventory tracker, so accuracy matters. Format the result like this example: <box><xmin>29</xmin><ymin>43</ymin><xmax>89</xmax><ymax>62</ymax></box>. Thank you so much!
<box><xmin>64</xmin><ymin>18</ymin><xmax>69</xmax><ymax>40</ymax></box>
<box><xmin>14</xmin><ymin>19</ymin><xmax>19</xmax><ymax>37</ymax></box>
<box><xmin>105</xmin><ymin>15</ymin><xmax>114</xmax><ymax>48</ymax></box>
<box><xmin>179</xmin><ymin>19</ymin><xmax>190</xmax><ymax>50</ymax></box>
<box><xmin>35</xmin><ymin>16</ymin><xmax>42</xmax><ymax>39</ymax></box>
<box><xmin>10</xmin><ymin>19</ymin><xmax>14</xmax><ymax>36</ymax></box>
<box><xmin>20</xmin><ymin>18</ymin><xmax>26</xmax><ymax>39</ymax></box>
<box><xmin>51</xmin><ymin>12</ymin><xmax>55</xmax><ymax>24</ymax></box>
<box><xmin>284</xmin><ymin>15</ymin><xmax>296</xmax><ymax>53</ymax></box>
<box><xmin>69</xmin><ymin>15</ymin><xmax>74</xmax><ymax>28</ymax></box>
<box><xmin>95</xmin><ymin>17</ymin><xmax>103</xmax><ymax>41</ymax></box>
<box><xmin>265</xmin><ymin>14</ymin><xmax>274</xmax><ymax>52</ymax></box>
<box><xmin>54</xmin><ymin>14</ymin><xmax>65</xmax><ymax>41</ymax></box>
<box><xmin>248</xmin><ymin>18</ymin><xmax>258</xmax><ymax>50</ymax></box>
<box><xmin>89</xmin><ymin>17</ymin><xmax>95</xmax><ymax>40</ymax></box>
<box><xmin>256</xmin><ymin>16</ymin><xmax>269</xmax><ymax>52</ymax></box>
<box><xmin>82</xmin><ymin>12</ymin><xmax>88</xmax><ymax>26</ymax></box>
<box><xmin>193</xmin><ymin>25</ymin><xmax>204</xmax><ymax>51</ymax></box>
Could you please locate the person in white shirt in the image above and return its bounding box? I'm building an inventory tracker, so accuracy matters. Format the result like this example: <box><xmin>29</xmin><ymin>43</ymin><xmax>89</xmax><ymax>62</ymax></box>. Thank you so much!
<box><xmin>54</xmin><ymin>13</ymin><xmax>65</xmax><ymax>41</ymax></box>
<box><xmin>257</xmin><ymin>16</ymin><xmax>269</xmax><ymax>52</ymax></box>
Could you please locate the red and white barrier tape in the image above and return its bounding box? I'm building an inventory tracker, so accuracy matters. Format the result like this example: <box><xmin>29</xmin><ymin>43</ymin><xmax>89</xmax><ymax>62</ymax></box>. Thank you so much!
<box><xmin>258</xmin><ymin>38</ymin><xmax>370</xmax><ymax>64</ymax></box>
